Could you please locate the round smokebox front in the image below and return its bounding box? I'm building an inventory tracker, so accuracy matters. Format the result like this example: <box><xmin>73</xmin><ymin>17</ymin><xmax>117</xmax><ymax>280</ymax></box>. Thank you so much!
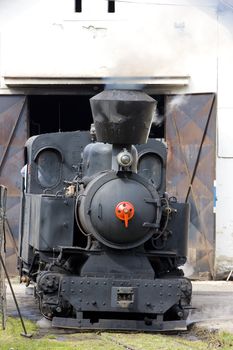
<box><xmin>79</xmin><ymin>173</ymin><xmax>160</xmax><ymax>249</ymax></box>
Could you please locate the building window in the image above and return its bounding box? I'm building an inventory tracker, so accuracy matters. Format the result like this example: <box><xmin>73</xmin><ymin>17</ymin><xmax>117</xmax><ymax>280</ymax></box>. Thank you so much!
<box><xmin>108</xmin><ymin>0</ymin><xmax>115</xmax><ymax>13</ymax></box>
<box><xmin>75</xmin><ymin>0</ymin><xmax>82</xmax><ymax>12</ymax></box>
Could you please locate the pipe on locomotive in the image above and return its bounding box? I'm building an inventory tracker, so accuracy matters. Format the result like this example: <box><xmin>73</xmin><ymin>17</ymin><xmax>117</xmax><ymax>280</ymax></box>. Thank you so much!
<box><xmin>90</xmin><ymin>90</ymin><xmax>156</xmax><ymax>172</ymax></box>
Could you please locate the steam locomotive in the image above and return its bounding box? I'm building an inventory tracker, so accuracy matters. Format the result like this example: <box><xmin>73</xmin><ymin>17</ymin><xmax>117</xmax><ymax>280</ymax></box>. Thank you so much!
<box><xmin>19</xmin><ymin>90</ymin><xmax>192</xmax><ymax>331</ymax></box>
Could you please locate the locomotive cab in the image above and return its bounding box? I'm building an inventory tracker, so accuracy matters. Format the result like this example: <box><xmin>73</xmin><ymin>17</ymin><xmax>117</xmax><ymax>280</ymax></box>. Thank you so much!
<box><xmin>18</xmin><ymin>90</ymin><xmax>192</xmax><ymax>331</ymax></box>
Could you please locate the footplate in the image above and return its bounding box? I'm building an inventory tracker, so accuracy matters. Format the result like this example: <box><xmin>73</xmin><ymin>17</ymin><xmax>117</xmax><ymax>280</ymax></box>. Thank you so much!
<box><xmin>52</xmin><ymin>316</ymin><xmax>188</xmax><ymax>332</ymax></box>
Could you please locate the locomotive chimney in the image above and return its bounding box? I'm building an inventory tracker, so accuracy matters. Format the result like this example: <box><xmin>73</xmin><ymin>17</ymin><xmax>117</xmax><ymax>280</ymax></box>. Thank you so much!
<box><xmin>90</xmin><ymin>90</ymin><xmax>156</xmax><ymax>145</ymax></box>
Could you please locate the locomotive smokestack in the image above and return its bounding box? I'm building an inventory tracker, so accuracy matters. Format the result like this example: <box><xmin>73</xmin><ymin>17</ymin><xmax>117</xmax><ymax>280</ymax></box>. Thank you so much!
<box><xmin>90</xmin><ymin>90</ymin><xmax>156</xmax><ymax>145</ymax></box>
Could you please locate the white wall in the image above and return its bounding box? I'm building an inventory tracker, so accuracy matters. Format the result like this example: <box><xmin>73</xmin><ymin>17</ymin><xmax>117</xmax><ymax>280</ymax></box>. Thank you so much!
<box><xmin>0</xmin><ymin>0</ymin><xmax>217</xmax><ymax>92</ymax></box>
<box><xmin>215</xmin><ymin>4</ymin><xmax>233</xmax><ymax>277</ymax></box>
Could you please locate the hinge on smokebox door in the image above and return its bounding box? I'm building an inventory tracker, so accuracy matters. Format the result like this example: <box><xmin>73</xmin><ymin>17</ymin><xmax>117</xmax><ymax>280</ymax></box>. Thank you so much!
<box><xmin>143</xmin><ymin>198</ymin><xmax>161</xmax><ymax>229</ymax></box>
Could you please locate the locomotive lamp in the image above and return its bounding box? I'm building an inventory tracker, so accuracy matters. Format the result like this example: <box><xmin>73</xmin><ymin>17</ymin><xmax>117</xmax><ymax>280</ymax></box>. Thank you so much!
<box><xmin>117</xmin><ymin>149</ymin><xmax>133</xmax><ymax>168</ymax></box>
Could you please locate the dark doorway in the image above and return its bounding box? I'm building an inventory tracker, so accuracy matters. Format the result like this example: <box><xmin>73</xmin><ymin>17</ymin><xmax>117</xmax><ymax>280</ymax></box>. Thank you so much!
<box><xmin>150</xmin><ymin>95</ymin><xmax>165</xmax><ymax>139</ymax></box>
<box><xmin>29</xmin><ymin>95</ymin><xmax>93</xmax><ymax>136</ymax></box>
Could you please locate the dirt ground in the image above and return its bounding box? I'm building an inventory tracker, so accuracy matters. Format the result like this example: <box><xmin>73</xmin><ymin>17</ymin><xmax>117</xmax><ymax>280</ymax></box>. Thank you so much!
<box><xmin>190</xmin><ymin>281</ymin><xmax>233</xmax><ymax>333</ymax></box>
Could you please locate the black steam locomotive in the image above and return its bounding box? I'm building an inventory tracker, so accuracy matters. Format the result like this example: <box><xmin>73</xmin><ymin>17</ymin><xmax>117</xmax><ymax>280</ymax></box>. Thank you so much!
<box><xmin>19</xmin><ymin>90</ymin><xmax>192</xmax><ymax>331</ymax></box>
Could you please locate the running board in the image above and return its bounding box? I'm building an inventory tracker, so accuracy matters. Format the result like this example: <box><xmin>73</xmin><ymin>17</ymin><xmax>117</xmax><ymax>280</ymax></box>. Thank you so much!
<box><xmin>52</xmin><ymin>317</ymin><xmax>187</xmax><ymax>332</ymax></box>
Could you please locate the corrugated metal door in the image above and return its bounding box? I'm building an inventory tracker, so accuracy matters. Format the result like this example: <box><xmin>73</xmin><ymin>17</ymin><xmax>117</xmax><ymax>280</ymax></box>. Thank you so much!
<box><xmin>0</xmin><ymin>96</ymin><xmax>28</xmax><ymax>275</ymax></box>
<box><xmin>166</xmin><ymin>94</ymin><xmax>216</xmax><ymax>279</ymax></box>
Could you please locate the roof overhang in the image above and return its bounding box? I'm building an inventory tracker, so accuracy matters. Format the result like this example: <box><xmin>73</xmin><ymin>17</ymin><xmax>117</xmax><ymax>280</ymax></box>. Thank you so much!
<box><xmin>3</xmin><ymin>76</ymin><xmax>190</xmax><ymax>87</ymax></box>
